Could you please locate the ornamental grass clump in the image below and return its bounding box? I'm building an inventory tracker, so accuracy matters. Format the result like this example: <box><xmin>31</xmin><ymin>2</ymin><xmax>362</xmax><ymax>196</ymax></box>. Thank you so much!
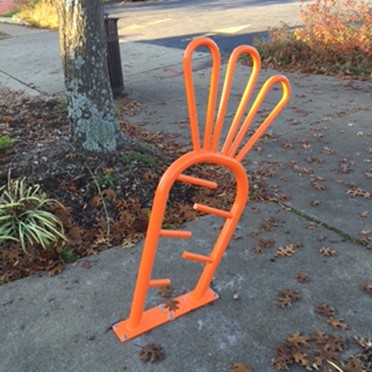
<box><xmin>0</xmin><ymin>176</ymin><xmax>67</xmax><ymax>253</ymax></box>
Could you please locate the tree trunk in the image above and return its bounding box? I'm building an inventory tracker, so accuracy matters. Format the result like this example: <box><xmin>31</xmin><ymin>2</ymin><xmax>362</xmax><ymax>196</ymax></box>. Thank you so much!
<box><xmin>58</xmin><ymin>0</ymin><xmax>122</xmax><ymax>153</ymax></box>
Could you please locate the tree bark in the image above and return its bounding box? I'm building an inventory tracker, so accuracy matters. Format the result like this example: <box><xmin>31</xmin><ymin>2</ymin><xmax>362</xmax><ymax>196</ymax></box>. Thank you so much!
<box><xmin>58</xmin><ymin>0</ymin><xmax>122</xmax><ymax>153</ymax></box>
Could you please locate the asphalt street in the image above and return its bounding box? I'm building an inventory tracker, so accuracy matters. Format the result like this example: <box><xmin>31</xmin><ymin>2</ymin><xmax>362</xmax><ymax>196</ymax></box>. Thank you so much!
<box><xmin>106</xmin><ymin>0</ymin><xmax>304</xmax><ymax>53</ymax></box>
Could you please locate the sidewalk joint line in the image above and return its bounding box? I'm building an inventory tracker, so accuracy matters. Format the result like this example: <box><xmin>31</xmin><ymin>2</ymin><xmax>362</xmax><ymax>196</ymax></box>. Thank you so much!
<box><xmin>0</xmin><ymin>68</ymin><xmax>43</xmax><ymax>94</ymax></box>
<box><xmin>280</xmin><ymin>202</ymin><xmax>369</xmax><ymax>248</ymax></box>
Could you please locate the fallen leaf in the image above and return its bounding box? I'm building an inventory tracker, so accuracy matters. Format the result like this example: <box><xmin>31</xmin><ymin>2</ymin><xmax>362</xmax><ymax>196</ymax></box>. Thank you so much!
<box><xmin>102</xmin><ymin>188</ymin><xmax>116</xmax><ymax>200</ymax></box>
<box><xmin>327</xmin><ymin>317</ymin><xmax>348</xmax><ymax>331</ymax></box>
<box><xmin>319</xmin><ymin>247</ymin><xmax>337</xmax><ymax>257</ymax></box>
<box><xmin>292</xmin><ymin>350</ymin><xmax>310</xmax><ymax>367</ymax></box>
<box><xmin>2</xmin><ymin>115</ymin><xmax>12</xmax><ymax>123</ymax></box>
<box><xmin>365</xmin><ymin>170</ymin><xmax>372</xmax><ymax>179</ymax></box>
<box><xmin>276</xmin><ymin>289</ymin><xmax>300</xmax><ymax>308</ymax></box>
<box><xmin>302</xmin><ymin>167</ymin><xmax>314</xmax><ymax>175</ymax></box>
<box><xmin>306</xmin><ymin>222</ymin><xmax>318</xmax><ymax>230</ymax></box>
<box><xmin>157</xmin><ymin>286</ymin><xmax>173</xmax><ymax>298</ymax></box>
<box><xmin>360</xmin><ymin>283</ymin><xmax>372</xmax><ymax>294</ymax></box>
<box><xmin>304</xmin><ymin>156</ymin><xmax>322</xmax><ymax>164</ymax></box>
<box><xmin>275</xmin><ymin>244</ymin><xmax>297</xmax><ymax>257</ymax></box>
<box><xmin>343</xmin><ymin>355</ymin><xmax>366</xmax><ymax>371</ymax></box>
<box><xmin>286</xmin><ymin>332</ymin><xmax>311</xmax><ymax>349</ymax></box>
<box><xmin>353</xmin><ymin>336</ymin><xmax>372</xmax><ymax>350</ymax></box>
<box><xmin>314</xmin><ymin>303</ymin><xmax>335</xmax><ymax>317</ymax></box>
<box><xmin>295</xmin><ymin>272</ymin><xmax>310</xmax><ymax>283</ymax></box>
<box><xmin>326</xmin><ymin>334</ymin><xmax>347</xmax><ymax>352</ymax></box>
<box><xmin>314</xmin><ymin>345</ymin><xmax>340</xmax><ymax>365</ymax></box>
<box><xmin>250</xmin><ymin>229</ymin><xmax>261</xmax><ymax>238</ymax></box>
<box><xmin>283</xmin><ymin>141</ymin><xmax>294</xmax><ymax>149</ymax></box>
<box><xmin>276</xmin><ymin>296</ymin><xmax>293</xmax><ymax>309</ymax></box>
<box><xmin>253</xmin><ymin>245</ymin><xmax>263</xmax><ymax>255</ymax></box>
<box><xmin>80</xmin><ymin>260</ymin><xmax>91</xmax><ymax>269</ymax></box>
<box><xmin>256</xmin><ymin>168</ymin><xmax>276</xmax><ymax>178</ymax></box>
<box><xmin>311</xmin><ymin>180</ymin><xmax>327</xmax><ymax>191</ymax></box>
<box><xmin>121</xmin><ymin>239</ymin><xmax>136</xmax><ymax>249</ymax></box>
<box><xmin>139</xmin><ymin>343</ymin><xmax>166</xmax><ymax>364</ymax></box>
<box><xmin>271</xmin><ymin>344</ymin><xmax>293</xmax><ymax>371</ymax></box>
<box><xmin>311</xmin><ymin>329</ymin><xmax>329</xmax><ymax>345</ymax></box>
<box><xmin>347</xmin><ymin>186</ymin><xmax>370</xmax><ymax>199</ymax></box>
<box><xmin>278</xmin><ymin>289</ymin><xmax>301</xmax><ymax>302</ymax></box>
<box><xmin>260</xmin><ymin>217</ymin><xmax>280</xmax><ymax>232</ymax></box>
<box><xmin>164</xmin><ymin>299</ymin><xmax>180</xmax><ymax>312</ymax></box>
<box><xmin>322</xmin><ymin>146</ymin><xmax>334</xmax><ymax>155</ymax></box>
<box><xmin>310</xmin><ymin>200</ymin><xmax>322</xmax><ymax>207</ymax></box>
<box><xmin>90</xmin><ymin>195</ymin><xmax>101</xmax><ymax>208</ymax></box>
<box><xmin>230</xmin><ymin>362</ymin><xmax>253</xmax><ymax>372</ymax></box>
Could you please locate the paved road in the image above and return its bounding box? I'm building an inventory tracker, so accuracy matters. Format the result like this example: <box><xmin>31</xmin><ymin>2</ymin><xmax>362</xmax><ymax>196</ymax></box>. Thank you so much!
<box><xmin>107</xmin><ymin>0</ymin><xmax>305</xmax><ymax>53</ymax></box>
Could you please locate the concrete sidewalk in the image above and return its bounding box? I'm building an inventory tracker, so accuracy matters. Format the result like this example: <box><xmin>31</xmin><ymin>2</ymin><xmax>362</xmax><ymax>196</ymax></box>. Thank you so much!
<box><xmin>0</xmin><ymin>22</ymin><xmax>371</xmax><ymax>371</ymax></box>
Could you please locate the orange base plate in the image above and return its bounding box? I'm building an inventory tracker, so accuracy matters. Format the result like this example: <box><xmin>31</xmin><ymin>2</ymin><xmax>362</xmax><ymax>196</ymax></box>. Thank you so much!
<box><xmin>112</xmin><ymin>287</ymin><xmax>219</xmax><ymax>343</ymax></box>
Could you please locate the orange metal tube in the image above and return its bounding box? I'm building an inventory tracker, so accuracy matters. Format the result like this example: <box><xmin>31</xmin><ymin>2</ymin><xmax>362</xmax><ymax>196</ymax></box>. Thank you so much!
<box><xmin>177</xmin><ymin>174</ymin><xmax>218</xmax><ymax>189</ymax></box>
<box><xmin>193</xmin><ymin>203</ymin><xmax>233</xmax><ymax>219</ymax></box>
<box><xmin>190</xmin><ymin>159</ymin><xmax>248</xmax><ymax>301</ymax></box>
<box><xmin>126</xmin><ymin>151</ymin><xmax>248</xmax><ymax>329</ymax></box>
<box><xmin>235</xmin><ymin>75</ymin><xmax>291</xmax><ymax>162</ymax></box>
<box><xmin>182</xmin><ymin>251</ymin><xmax>213</xmax><ymax>264</ymax></box>
<box><xmin>148</xmin><ymin>279</ymin><xmax>171</xmax><ymax>288</ymax></box>
<box><xmin>159</xmin><ymin>229</ymin><xmax>192</xmax><ymax>239</ymax></box>
<box><xmin>183</xmin><ymin>38</ymin><xmax>221</xmax><ymax>151</ymax></box>
<box><xmin>116</xmin><ymin>37</ymin><xmax>291</xmax><ymax>341</ymax></box>
<box><xmin>215</xmin><ymin>45</ymin><xmax>261</xmax><ymax>153</ymax></box>
<box><xmin>227</xmin><ymin>74</ymin><xmax>291</xmax><ymax>159</ymax></box>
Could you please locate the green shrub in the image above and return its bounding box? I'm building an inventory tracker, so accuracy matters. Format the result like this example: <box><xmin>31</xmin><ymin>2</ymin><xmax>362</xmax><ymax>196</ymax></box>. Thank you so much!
<box><xmin>0</xmin><ymin>176</ymin><xmax>67</xmax><ymax>253</ymax></box>
<box><xmin>252</xmin><ymin>0</ymin><xmax>372</xmax><ymax>75</ymax></box>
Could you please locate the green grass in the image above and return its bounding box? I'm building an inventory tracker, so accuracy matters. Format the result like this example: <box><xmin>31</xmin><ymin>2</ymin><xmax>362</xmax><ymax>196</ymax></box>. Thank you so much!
<box><xmin>0</xmin><ymin>136</ymin><xmax>15</xmax><ymax>151</ymax></box>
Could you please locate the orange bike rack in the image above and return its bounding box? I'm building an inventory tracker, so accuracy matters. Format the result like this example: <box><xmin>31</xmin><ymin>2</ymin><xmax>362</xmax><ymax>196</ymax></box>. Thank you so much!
<box><xmin>113</xmin><ymin>37</ymin><xmax>291</xmax><ymax>342</ymax></box>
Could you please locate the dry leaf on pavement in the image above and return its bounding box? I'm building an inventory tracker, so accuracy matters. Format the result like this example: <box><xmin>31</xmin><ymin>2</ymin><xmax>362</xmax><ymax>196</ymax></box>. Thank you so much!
<box><xmin>230</xmin><ymin>362</ymin><xmax>253</xmax><ymax>372</ymax></box>
<box><xmin>327</xmin><ymin>317</ymin><xmax>348</xmax><ymax>331</ymax></box>
<box><xmin>295</xmin><ymin>272</ymin><xmax>310</xmax><ymax>283</ymax></box>
<box><xmin>139</xmin><ymin>343</ymin><xmax>166</xmax><ymax>364</ymax></box>
<box><xmin>157</xmin><ymin>286</ymin><xmax>174</xmax><ymax>298</ymax></box>
<box><xmin>275</xmin><ymin>245</ymin><xmax>297</xmax><ymax>257</ymax></box>
<box><xmin>314</xmin><ymin>303</ymin><xmax>336</xmax><ymax>318</ymax></box>
<box><xmin>164</xmin><ymin>299</ymin><xmax>180</xmax><ymax>312</ymax></box>
<box><xmin>286</xmin><ymin>332</ymin><xmax>311</xmax><ymax>349</ymax></box>
<box><xmin>360</xmin><ymin>282</ymin><xmax>372</xmax><ymax>294</ymax></box>
<box><xmin>319</xmin><ymin>247</ymin><xmax>337</xmax><ymax>257</ymax></box>
<box><xmin>276</xmin><ymin>289</ymin><xmax>300</xmax><ymax>308</ymax></box>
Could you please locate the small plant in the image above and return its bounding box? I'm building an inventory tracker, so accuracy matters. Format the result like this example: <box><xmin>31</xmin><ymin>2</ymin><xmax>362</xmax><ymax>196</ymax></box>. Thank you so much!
<box><xmin>121</xmin><ymin>147</ymin><xmax>157</xmax><ymax>167</ymax></box>
<box><xmin>0</xmin><ymin>175</ymin><xmax>67</xmax><ymax>253</ymax></box>
<box><xmin>55</xmin><ymin>97</ymin><xmax>67</xmax><ymax>114</ymax></box>
<box><xmin>93</xmin><ymin>169</ymin><xmax>117</xmax><ymax>188</ymax></box>
<box><xmin>60</xmin><ymin>247</ymin><xmax>76</xmax><ymax>263</ymax></box>
<box><xmin>0</xmin><ymin>136</ymin><xmax>15</xmax><ymax>151</ymax></box>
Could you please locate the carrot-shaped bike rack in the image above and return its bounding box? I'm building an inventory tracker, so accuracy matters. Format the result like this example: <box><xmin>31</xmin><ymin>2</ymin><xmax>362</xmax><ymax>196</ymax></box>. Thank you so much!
<box><xmin>113</xmin><ymin>37</ymin><xmax>291</xmax><ymax>342</ymax></box>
